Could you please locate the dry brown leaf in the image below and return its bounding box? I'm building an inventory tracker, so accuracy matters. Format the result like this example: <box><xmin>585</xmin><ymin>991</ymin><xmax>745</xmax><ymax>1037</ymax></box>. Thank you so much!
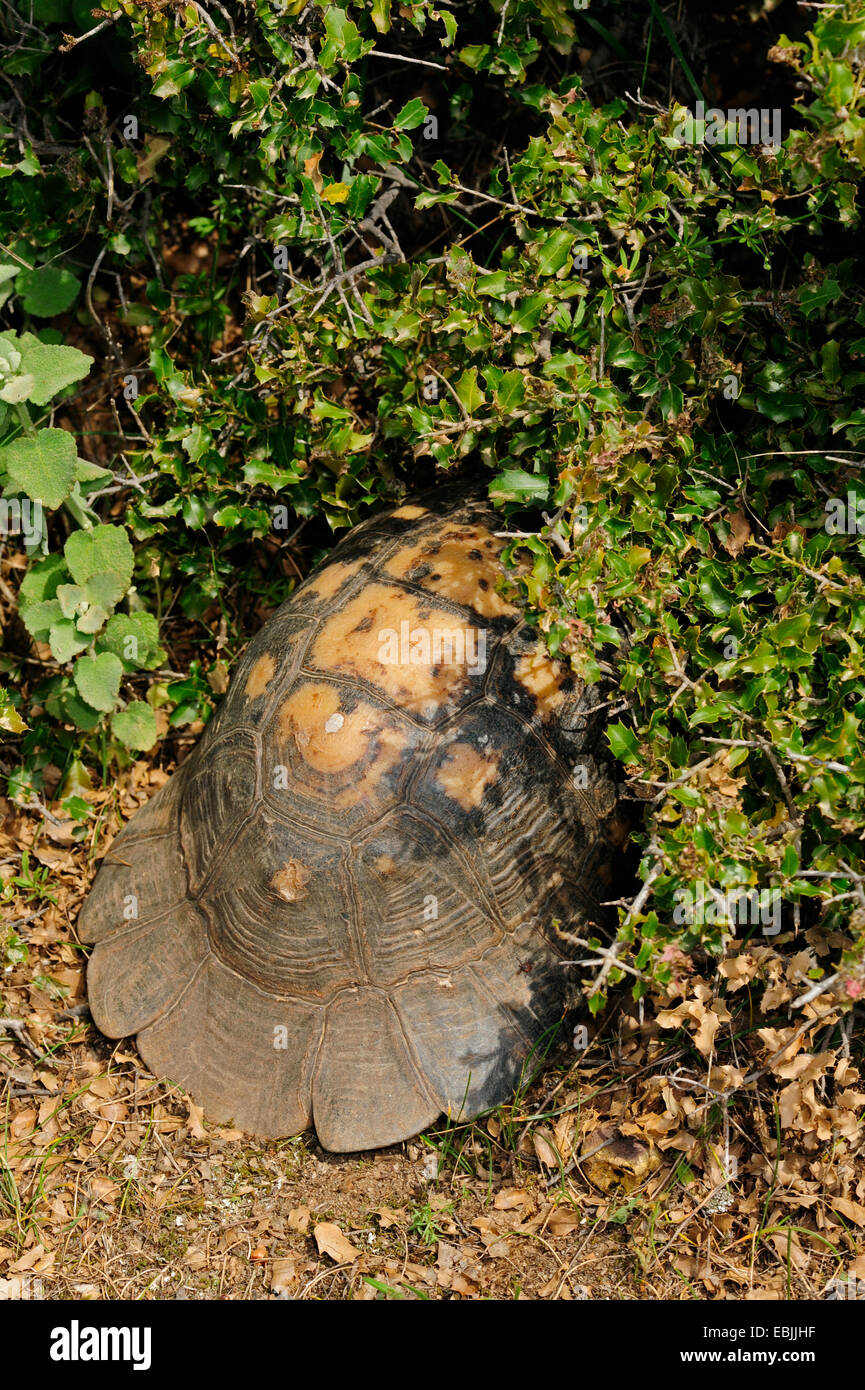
<box><xmin>451</xmin><ymin>1272</ymin><xmax>479</xmax><ymax>1296</ymax></box>
<box><xmin>375</xmin><ymin>1207</ymin><xmax>403</xmax><ymax>1229</ymax></box>
<box><xmin>270</xmin><ymin>1257</ymin><xmax>299</xmax><ymax>1294</ymax></box>
<box><xmin>775</xmin><ymin>1050</ymin><xmax>835</xmax><ymax>1082</ymax></box>
<box><xmin>303</xmin><ymin>152</ymin><xmax>324</xmax><ymax>192</ymax></box>
<box><xmin>830</xmin><ymin>1196</ymin><xmax>865</xmax><ymax>1227</ymax></box>
<box><xmin>547</xmin><ymin>1206</ymin><xmax>582</xmax><ymax>1236</ymax></box>
<box><xmin>186</xmin><ymin>1100</ymin><xmax>209</xmax><ymax>1140</ymax></box>
<box><xmin>313</xmin><ymin>1222</ymin><xmax>360</xmax><ymax>1264</ymax></box>
<box><xmin>90</xmin><ymin>1177</ymin><xmax>119</xmax><ymax>1202</ymax></box>
<box><xmin>287</xmin><ymin>1205</ymin><xmax>310</xmax><ymax>1234</ymax></box>
<box><xmin>485</xmin><ymin>1238</ymin><xmax>511</xmax><ymax>1259</ymax></box>
<box><xmin>532</xmin><ymin>1130</ymin><xmax>559</xmax><ymax>1168</ymax></box>
<box><xmin>724</xmin><ymin>508</ymin><xmax>751</xmax><ymax>556</ymax></box>
<box><xmin>494</xmin><ymin>1188</ymin><xmax>530</xmax><ymax>1210</ymax></box>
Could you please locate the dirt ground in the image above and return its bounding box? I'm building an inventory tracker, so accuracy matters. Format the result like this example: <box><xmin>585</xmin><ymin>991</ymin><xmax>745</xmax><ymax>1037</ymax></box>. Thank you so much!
<box><xmin>1</xmin><ymin>757</ymin><xmax>863</xmax><ymax>1301</ymax></box>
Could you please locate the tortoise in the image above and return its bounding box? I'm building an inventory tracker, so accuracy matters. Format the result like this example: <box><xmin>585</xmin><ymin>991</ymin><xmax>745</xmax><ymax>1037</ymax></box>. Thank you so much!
<box><xmin>79</xmin><ymin>486</ymin><xmax>625</xmax><ymax>1152</ymax></box>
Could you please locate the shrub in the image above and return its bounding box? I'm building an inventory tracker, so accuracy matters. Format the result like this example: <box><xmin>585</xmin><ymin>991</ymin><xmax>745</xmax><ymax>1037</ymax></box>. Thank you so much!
<box><xmin>1</xmin><ymin>0</ymin><xmax>864</xmax><ymax>1006</ymax></box>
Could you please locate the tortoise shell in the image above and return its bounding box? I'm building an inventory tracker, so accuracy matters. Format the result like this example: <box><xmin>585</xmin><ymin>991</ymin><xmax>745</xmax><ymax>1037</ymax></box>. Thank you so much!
<box><xmin>80</xmin><ymin>488</ymin><xmax>623</xmax><ymax>1152</ymax></box>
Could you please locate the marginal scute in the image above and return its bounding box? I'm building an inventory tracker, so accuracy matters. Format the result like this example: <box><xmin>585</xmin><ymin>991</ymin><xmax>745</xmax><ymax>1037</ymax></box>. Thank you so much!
<box><xmin>137</xmin><ymin>957</ymin><xmax>322</xmax><ymax>1138</ymax></box>
<box><xmin>312</xmin><ymin>989</ymin><xmax>441</xmax><ymax>1152</ymax></box>
<box><xmin>87</xmin><ymin>902</ymin><xmax>208</xmax><ymax>1037</ymax></box>
<box><xmin>77</xmin><ymin>772</ymin><xmax>188</xmax><ymax>945</ymax></box>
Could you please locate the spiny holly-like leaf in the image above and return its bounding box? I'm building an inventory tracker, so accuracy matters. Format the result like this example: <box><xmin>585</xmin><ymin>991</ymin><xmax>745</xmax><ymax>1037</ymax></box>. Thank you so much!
<box><xmin>607</xmin><ymin>723</ymin><xmax>642</xmax><ymax>764</ymax></box>
<box><xmin>392</xmin><ymin>98</ymin><xmax>428</xmax><ymax>130</ymax></box>
<box><xmin>73</xmin><ymin>651</ymin><xmax>123</xmax><ymax>713</ymax></box>
<box><xmin>64</xmin><ymin>523</ymin><xmax>133</xmax><ymax>592</ymax></box>
<box><xmin>2</xmin><ymin>428</ymin><xmax>77</xmax><ymax>508</ymax></box>
<box><xmin>111</xmin><ymin>701</ymin><xmax>158</xmax><ymax>751</ymax></box>
<box><xmin>489</xmin><ymin>469</ymin><xmax>550</xmax><ymax>502</ymax></box>
<box><xmin>536</xmin><ymin>229</ymin><xmax>576</xmax><ymax>277</ymax></box>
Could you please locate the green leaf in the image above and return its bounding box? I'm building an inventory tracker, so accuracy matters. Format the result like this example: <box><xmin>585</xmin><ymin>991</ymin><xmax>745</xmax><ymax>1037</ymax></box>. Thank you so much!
<box><xmin>393</xmin><ymin>98</ymin><xmax>428</xmax><ymax>131</ymax></box>
<box><xmin>781</xmin><ymin>844</ymin><xmax>800</xmax><ymax>875</ymax></box>
<box><xmin>370</xmin><ymin>0</ymin><xmax>391</xmax><ymax>33</ymax></box>
<box><xmin>607</xmin><ymin>723</ymin><xmax>641</xmax><ymax>763</ymax></box>
<box><xmin>15</xmin><ymin>334</ymin><xmax>92</xmax><ymax>404</ymax></box>
<box><xmin>111</xmin><ymin>701</ymin><xmax>158</xmax><ymax>751</ymax></box>
<box><xmin>60</xmin><ymin>687</ymin><xmax>103</xmax><ymax>731</ymax></box>
<box><xmin>75</xmin><ymin>458</ymin><xmax>112</xmax><ymax>490</ymax></box>
<box><xmin>455</xmin><ymin>367</ymin><xmax>484</xmax><ymax>415</ymax></box>
<box><xmin>0</xmin><ymin>685</ymin><xmax>27</xmax><ymax>734</ymax></box>
<box><xmin>84</xmin><ymin>571</ymin><xmax>127</xmax><ymax>613</ymax></box>
<box><xmin>436</xmin><ymin>6</ymin><xmax>457</xmax><ymax>44</ymax></box>
<box><xmin>49</xmin><ymin>618</ymin><xmax>88</xmax><ymax>664</ymax></box>
<box><xmin>99</xmin><ymin>611</ymin><xmax>163</xmax><ymax>669</ymax></box>
<box><xmin>697</xmin><ymin>563</ymin><xmax>732</xmax><ymax>618</ymax></box>
<box><xmin>510</xmin><ymin>294</ymin><xmax>549</xmax><ymax>334</ymax></box>
<box><xmin>2</xmin><ymin>427</ymin><xmax>77</xmax><ymax>508</ymax></box>
<box><xmin>22</xmin><ymin>598</ymin><xmax>63</xmax><ymax>641</ymax></box>
<box><xmin>64</xmin><ymin>523</ymin><xmax>133</xmax><ymax>592</ymax></box>
<box><xmin>536</xmin><ymin>230</ymin><xmax>575</xmax><ymax>277</ymax></box>
<box><xmin>488</xmin><ymin>469</ymin><xmax>549</xmax><ymax>502</ymax></box>
<box><xmin>16</xmin><ymin>265</ymin><xmax>80</xmax><ymax>317</ymax></box>
<box><xmin>73</xmin><ymin>651</ymin><xmax>123</xmax><ymax>713</ymax></box>
<box><xmin>494</xmin><ymin>370</ymin><xmax>525</xmax><ymax>412</ymax></box>
<box><xmin>19</xmin><ymin>553</ymin><xmax>67</xmax><ymax>606</ymax></box>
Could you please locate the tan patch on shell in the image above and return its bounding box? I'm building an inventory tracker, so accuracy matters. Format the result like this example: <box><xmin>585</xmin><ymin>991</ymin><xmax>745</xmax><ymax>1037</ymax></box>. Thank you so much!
<box><xmin>390</xmin><ymin>504</ymin><xmax>429</xmax><ymax>519</ymax></box>
<box><xmin>277</xmin><ymin>681</ymin><xmax>408</xmax><ymax>807</ymax></box>
<box><xmin>309</xmin><ymin>584</ymin><xmax>480</xmax><ymax>718</ymax></box>
<box><xmin>303</xmin><ymin>557</ymin><xmax>366</xmax><ymax>602</ymax></box>
<box><xmin>375</xmin><ymin>854</ymin><xmax>396</xmax><ymax>875</ymax></box>
<box><xmin>271</xmin><ymin>859</ymin><xmax>312</xmax><ymax>902</ymax></box>
<box><xmin>245</xmin><ymin>652</ymin><xmax>276</xmax><ymax>700</ymax></box>
<box><xmin>436</xmin><ymin>743</ymin><xmax>501</xmax><ymax>811</ymax></box>
<box><xmin>383</xmin><ymin>524</ymin><xmax>517</xmax><ymax>619</ymax></box>
<box><xmin>515</xmin><ymin>651</ymin><xmax>569</xmax><ymax>717</ymax></box>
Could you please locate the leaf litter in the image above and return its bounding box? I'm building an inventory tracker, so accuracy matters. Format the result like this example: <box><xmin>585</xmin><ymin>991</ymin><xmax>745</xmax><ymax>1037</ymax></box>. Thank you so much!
<box><xmin>0</xmin><ymin>766</ymin><xmax>863</xmax><ymax>1301</ymax></box>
